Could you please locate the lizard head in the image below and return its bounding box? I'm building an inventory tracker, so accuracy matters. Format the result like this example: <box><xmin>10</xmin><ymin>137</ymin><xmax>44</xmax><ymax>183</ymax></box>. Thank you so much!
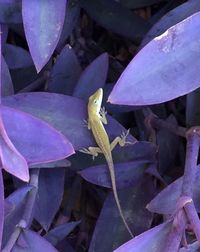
<box><xmin>88</xmin><ymin>88</ymin><xmax>103</xmax><ymax>114</ymax></box>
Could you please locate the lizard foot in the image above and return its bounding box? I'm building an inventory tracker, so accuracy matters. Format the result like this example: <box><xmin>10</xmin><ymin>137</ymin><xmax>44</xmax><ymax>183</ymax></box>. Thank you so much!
<box><xmin>83</xmin><ymin>119</ymin><xmax>89</xmax><ymax>128</ymax></box>
<box><xmin>119</xmin><ymin>129</ymin><xmax>134</xmax><ymax>146</ymax></box>
<box><xmin>100</xmin><ymin>106</ymin><xmax>107</xmax><ymax>117</ymax></box>
<box><xmin>100</xmin><ymin>107</ymin><xmax>107</xmax><ymax>124</ymax></box>
<box><xmin>79</xmin><ymin>147</ymin><xmax>99</xmax><ymax>160</ymax></box>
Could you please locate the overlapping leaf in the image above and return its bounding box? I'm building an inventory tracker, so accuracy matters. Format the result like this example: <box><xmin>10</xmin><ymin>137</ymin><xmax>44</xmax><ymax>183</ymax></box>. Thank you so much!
<box><xmin>2</xmin><ymin>92</ymin><xmax>135</xmax><ymax>150</ymax></box>
<box><xmin>0</xmin><ymin>1</ymin><xmax>22</xmax><ymax>24</ymax></box>
<box><xmin>73</xmin><ymin>53</ymin><xmax>108</xmax><ymax>100</ymax></box>
<box><xmin>0</xmin><ymin>171</ymin><xmax>3</xmax><ymax>250</ymax></box>
<box><xmin>141</xmin><ymin>0</ymin><xmax>200</xmax><ymax>47</ymax></box>
<box><xmin>44</xmin><ymin>221</ymin><xmax>81</xmax><ymax>246</ymax></box>
<box><xmin>48</xmin><ymin>46</ymin><xmax>82</xmax><ymax>95</ymax></box>
<box><xmin>34</xmin><ymin>169</ymin><xmax>65</xmax><ymax>231</ymax></box>
<box><xmin>2</xmin><ymin>106</ymin><xmax>74</xmax><ymax>166</ymax></box>
<box><xmin>89</xmin><ymin>178</ymin><xmax>154</xmax><ymax>251</ymax></box>
<box><xmin>3</xmin><ymin>44</ymin><xmax>33</xmax><ymax>69</ymax></box>
<box><xmin>147</xmin><ymin>165</ymin><xmax>200</xmax><ymax>215</ymax></box>
<box><xmin>114</xmin><ymin>222</ymin><xmax>172</xmax><ymax>252</ymax></box>
<box><xmin>3</xmin><ymin>186</ymin><xmax>32</xmax><ymax>247</ymax></box>
<box><xmin>12</xmin><ymin>229</ymin><xmax>58</xmax><ymax>252</ymax></box>
<box><xmin>2</xmin><ymin>57</ymin><xmax>14</xmax><ymax>96</ymax></box>
<box><xmin>79</xmin><ymin>160</ymin><xmax>151</xmax><ymax>188</ymax></box>
<box><xmin>108</xmin><ymin>11</ymin><xmax>200</xmax><ymax>105</ymax></box>
<box><xmin>22</xmin><ymin>0</ymin><xmax>66</xmax><ymax>72</ymax></box>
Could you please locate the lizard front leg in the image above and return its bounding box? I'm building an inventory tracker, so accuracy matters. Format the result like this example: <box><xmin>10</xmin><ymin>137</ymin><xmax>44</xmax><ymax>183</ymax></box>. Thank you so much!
<box><xmin>99</xmin><ymin>107</ymin><xmax>107</xmax><ymax>124</ymax></box>
<box><xmin>83</xmin><ymin>119</ymin><xmax>91</xmax><ymax>130</ymax></box>
<box><xmin>80</xmin><ymin>146</ymin><xmax>102</xmax><ymax>160</ymax></box>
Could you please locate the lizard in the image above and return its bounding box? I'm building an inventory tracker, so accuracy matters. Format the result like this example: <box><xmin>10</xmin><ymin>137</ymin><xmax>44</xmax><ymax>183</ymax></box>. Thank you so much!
<box><xmin>80</xmin><ymin>88</ymin><xmax>134</xmax><ymax>237</ymax></box>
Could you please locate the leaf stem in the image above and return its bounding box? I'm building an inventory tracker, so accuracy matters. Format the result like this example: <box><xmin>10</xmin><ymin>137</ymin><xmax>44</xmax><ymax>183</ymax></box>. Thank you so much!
<box><xmin>2</xmin><ymin>168</ymin><xmax>40</xmax><ymax>252</ymax></box>
<box><xmin>163</xmin><ymin>129</ymin><xmax>200</xmax><ymax>251</ymax></box>
<box><xmin>143</xmin><ymin>107</ymin><xmax>187</xmax><ymax>137</ymax></box>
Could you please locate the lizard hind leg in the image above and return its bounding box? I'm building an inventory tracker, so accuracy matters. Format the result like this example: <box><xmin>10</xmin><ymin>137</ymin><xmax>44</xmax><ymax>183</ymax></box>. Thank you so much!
<box><xmin>80</xmin><ymin>146</ymin><xmax>102</xmax><ymax>160</ymax></box>
<box><xmin>119</xmin><ymin>129</ymin><xmax>134</xmax><ymax>146</ymax></box>
<box><xmin>110</xmin><ymin>129</ymin><xmax>135</xmax><ymax>151</ymax></box>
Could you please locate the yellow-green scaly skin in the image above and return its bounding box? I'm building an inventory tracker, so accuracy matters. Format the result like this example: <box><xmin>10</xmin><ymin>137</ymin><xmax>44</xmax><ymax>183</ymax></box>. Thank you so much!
<box><xmin>87</xmin><ymin>88</ymin><xmax>133</xmax><ymax>237</ymax></box>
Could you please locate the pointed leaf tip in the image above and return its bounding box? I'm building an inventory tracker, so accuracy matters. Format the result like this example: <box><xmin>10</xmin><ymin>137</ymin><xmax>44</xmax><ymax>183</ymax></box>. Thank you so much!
<box><xmin>108</xmin><ymin>12</ymin><xmax>200</xmax><ymax>106</ymax></box>
<box><xmin>22</xmin><ymin>0</ymin><xmax>66</xmax><ymax>72</ymax></box>
<box><xmin>0</xmin><ymin>115</ymin><xmax>29</xmax><ymax>182</ymax></box>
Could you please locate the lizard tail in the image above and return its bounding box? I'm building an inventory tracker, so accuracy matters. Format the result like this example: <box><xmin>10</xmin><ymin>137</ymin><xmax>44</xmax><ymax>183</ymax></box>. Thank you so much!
<box><xmin>107</xmin><ymin>159</ymin><xmax>134</xmax><ymax>238</ymax></box>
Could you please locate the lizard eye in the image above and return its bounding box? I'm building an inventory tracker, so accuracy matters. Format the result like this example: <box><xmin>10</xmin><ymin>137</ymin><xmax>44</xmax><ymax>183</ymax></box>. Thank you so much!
<box><xmin>94</xmin><ymin>100</ymin><xmax>97</xmax><ymax>104</ymax></box>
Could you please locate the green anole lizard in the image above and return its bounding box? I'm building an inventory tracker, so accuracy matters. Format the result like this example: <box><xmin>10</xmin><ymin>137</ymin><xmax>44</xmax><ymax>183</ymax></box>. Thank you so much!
<box><xmin>81</xmin><ymin>88</ymin><xmax>134</xmax><ymax>237</ymax></box>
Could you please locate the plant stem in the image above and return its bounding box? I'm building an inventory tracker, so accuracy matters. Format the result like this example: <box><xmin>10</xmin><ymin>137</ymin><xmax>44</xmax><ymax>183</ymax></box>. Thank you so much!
<box><xmin>163</xmin><ymin>209</ymin><xmax>187</xmax><ymax>252</ymax></box>
<box><xmin>23</xmin><ymin>169</ymin><xmax>40</xmax><ymax>225</ymax></box>
<box><xmin>2</xmin><ymin>169</ymin><xmax>40</xmax><ymax>252</ymax></box>
<box><xmin>164</xmin><ymin>129</ymin><xmax>200</xmax><ymax>251</ymax></box>
<box><xmin>181</xmin><ymin>129</ymin><xmax>200</xmax><ymax>242</ymax></box>
<box><xmin>181</xmin><ymin>131</ymin><xmax>199</xmax><ymax>196</ymax></box>
<box><xmin>143</xmin><ymin>107</ymin><xmax>187</xmax><ymax>137</ymax></box>
<box><xmin>0</xmin><ymin>169</ymin><xmax>4</xmax><ymax>250</ymax></box>
<box><xmin>1</xmin><ymin>226</ymin><xmax>21</xmax><ymax>252</ymax></box>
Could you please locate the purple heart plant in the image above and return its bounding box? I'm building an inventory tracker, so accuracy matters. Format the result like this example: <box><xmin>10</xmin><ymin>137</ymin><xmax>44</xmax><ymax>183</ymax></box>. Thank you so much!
<box><xmin>0</xmin><ymin>1</ymin><xmax>200</xmax><ymax>252</ymax></box>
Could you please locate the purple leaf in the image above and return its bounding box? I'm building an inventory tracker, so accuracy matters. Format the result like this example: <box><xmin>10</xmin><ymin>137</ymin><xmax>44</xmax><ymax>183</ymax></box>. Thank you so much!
<box><xmin>2</xmin><ymin>106</ymin><xmax>74</xmax><ymax>166</ymax></box>
<box><xmin>44</xmin><ymin>221</ymin><xmax>81</xmax><ymax>246</ymax></box>
<box><xmin>141</xmin><ymin>0</ymin><xmax>200</xmax><ymax>47</ymax></box>
<box><xmin>4</xmin><ymin>186</ymin><xmax>32</xmax><ymax>216</ymax></box>
<box><xmin>0</xmin><ymin>113</ymin><xmax>29</xmax><ymax>182</ymax></box>
<box><xmin>147</xmin><ymin>165</ymin><xmax>200</xmax><ymax>214</ymax></box>
<box><xmin>0</xmin><ymin>170</ymin><xmax>4</xmax><ymax>250</ymax></box>
<box><xmin>2</xmin><ymin>56</ymin><xmax>14</xmax><ymax>97</ymax></box>
<box><xmin>89</xmin><ymin>178</ymin><xmax>154</xmax><ymax>251</ymax></box>
<box><xmin>22</xmin><ymin>0</ymin><xmax>66</xmax><ymax>72</ymax></box>
<box><xmin>146</xmin><ymin>164</ymin><xmax>165</xmax><ymax>184</ymax></box>
<box><xmin>3</xmin><ymin>186</ymin><xmax>32</xmax><ymax>247</ymax></box>
<box><xmin>114</xmin><ymin>221</ymin><xmax>172</xmax><ymax>252</ymax></box>
<box><xmin>108</xmin><ymin>12</ymin><xmax>200</xmax><ymax>105</ymax></box>
<box><xmin>111</xmin><ymin>142</ymin><xmax>156</xmax><ymax>164</ymax></box>
<box><xmin>4</xmin><ymin>201</ymin><xmax>12</xmax><ymax>217</ymax></box>
<box><xmin>103</xmin><ymin>84</ymin><xmax>140</xmax><ymax>114</ymax></box>
<box><xmin>180</xmin><ymin>241</ymin><xmax>200</xmax><ymax>251</ymax></box>
<box><xmin>73</xmin><ymin>53</ymin><xmax>108</xmax><ymax>100</ymax></box>
<box><xmin>12</xmin><ymin>229</ymin><xmax>58</xmax><ymax>252</ymax></box>
<box><xmin>0</xmin><ymin>1</ymin><xmax>22</xmax><ymax>24</ymax></box>
<box><xmin>34</xmin><ymin>169</ymin><xmax>65</xmax><ymax>231</ymax></box>
<box><xmin>79</xmin><ymin>160</ymin><xmax>150</xmax><ymax>189</ymax></box>
<box><xmin>73</xmin><ymin>142</ymin><xmax>155</xmax><ymax>181</ymax></box>
<box><xmin>0</xmin><ymin>25</ymin><xmax>29</xmax><ymax>182</ymax></box>
<box><xmin>2</xmin><ymin>92</ymin><xmax>134</xmax><ymax>150</ymax></box>
<box><xmin>48</xmin><ymin>46</ymin><xmax>82</xmax><ymax>95</ymax></box>
<box><xmin>3</xmin><ymin>44</ymin><xmax>33</xmax><ymax>69</ymax></box>
<box><xmin>147</xmin><ymin>176</ymin><xmax>182</xmax><ymax>215</ymax></box>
